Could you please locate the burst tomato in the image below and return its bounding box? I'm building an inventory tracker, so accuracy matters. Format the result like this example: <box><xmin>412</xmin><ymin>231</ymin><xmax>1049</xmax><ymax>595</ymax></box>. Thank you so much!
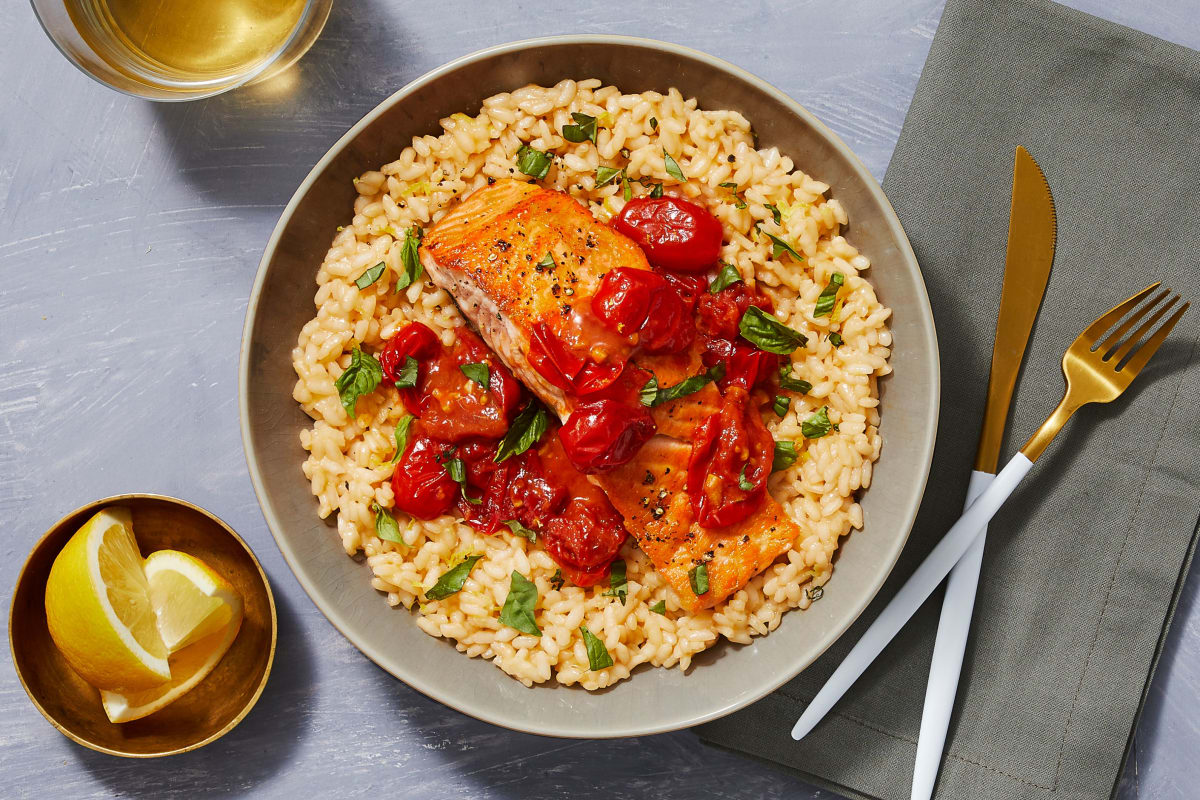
<box><xmin>612</xmin><ymin>196</ymin><xmax>723</xmax><ymax>272</ymax></box>
<box><xmin>591</xmin><ymin>268</ymin><xmax>695</xmax><ymax>354</ymax></box>
<box><xmin>695</xmin><ymin>280</ymin><xmax>774</xmax><ymax>339</ymax></box>
<box><xmin>379</xmin><ymin>321</ymin><xmax>441</xmax><ymax>407</ymax></box>
<box><xmin>527</xmin><ymin>322</ymin><xmax>627</xmax><ymax>396</ymax></box>
<box><xmin>702</xmin><ymin>337</ymin><xmax>780</xmax><ymax>391</ymax></box>
<box><xmin>559</xmin><ymin>399</ymin><xmax>657</xmax><ymax>473</ymax></box>
<box><xmin>686</xmin><ymin>388</ymin><xmax>774</xmax><ymax>528</ymax></box>
<box><xmin>391</xmin><ymin>434</ymin><xmax>458</xmax><ymax>520</ymax></box>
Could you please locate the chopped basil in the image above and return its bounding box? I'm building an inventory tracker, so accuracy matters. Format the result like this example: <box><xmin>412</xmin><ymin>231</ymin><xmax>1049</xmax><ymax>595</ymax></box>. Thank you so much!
<box><xmin>550</xmin><ymin>569</ymin><xmax>565</xmax><ymax>591</ymax></box>
<box><xmin>814</xmin><ymin>272</ymin><xmax>845</xmax><ymax>317</ymax></box>
<box><xmin>516</xmin><ymin>144</ymin><xmax>553</xmax><ymax>180</ymax></box>
<box><xmin>718</xmin><ymin>181</ymin><xmax>747</xmax><ymax>209</ymax></box>
<box><xmin>537</xmin><ymin>252</ymin><xmax>555</xmax><ymax>270</ymax></box>
<box><xmin>443</xmin><ymin>456</ymin><xmax>481</xmax><ymax>504</ymax></box>
<box><xmin>460</xmin><ymin>361</ymin><xmax>489</xmax><ymax>387</ymax></box>
<box><xmin>773</xmin><ymin>440</ymin><xmax>799</xmax><ymax>472</ymax></box>
<box><xmin>802</xmin><ymin>406</ymin><xmax>835</xmax><ymax>439</ymax></box>
<box><xmin>499</xmin><ymin>571</ymin><xmax>541</xmax><ymax>636</ymax></box>
<box><xmin>393</xmin><ymin>355</ymin><xmax>418</xmax><ymax>389</ymax></box>
<box><xmin>778</xmin><ymin>365</ymin><xmax>812</xmax><ymax>394</ymax></box>
<box><xmin>709</xmin><ymin>262</ymin><xmax>742</xmax><ymax>294</ymax></box>
<box><xmin>494</xmin><ymin>403</ymin><xmax>549</xmax><ymax>463</ymax></box>
<box><xmin>580</xmin><ymin>625</ymin><xmax>614</xmax><ymax>670</ymax></box>
<box><xmin>762</xmin><ymin>231</ymin><xmax>804</xmax><ymax>262</ymax></box>
<box><xmin>372</xmin><ymin>503</ymin><xmax>404</xmax><ymax>544</ymax></box>
<box><xmin>395</xmin><ymin>227</ymin><xmax>425</xmax><ymax>292</ymax></box>
<box><xmin>689</xmin><ymin>564</ymin><xmax>709</xmax><ymax>595</ymax></box>
<box><xmin>738</xmin><ymin>465</ymin><xmax>755</xmax><ymax>491</ymax></box>
<box><xmin>596</xmin><ymin>165</ymin><xmax>624</xmax><ymax>187</ymax></box>
<box><xmin>806</xmin><ymin>585</ymin><xmax>825</xmax><ymax>602</ymax></box>
<box><xmin>718</xmin><ymin>181</ymin><xmax>738</xmax><ymax>188</ymax></box>
<box><xmin>622</xmin><ymin>176</ymin><xmax>633</xmax><ymax>202</ymax></box>
<box><xmin>649</xmin><ymin>600</ymin><xmax>667</xmax><ymax>615</ymax></box>
<box><xmin>503</xmin><ymin>519</ymin><xmax>537</xmax><ymax>543</ymax></box>
<box><xmin>640</xmin><ymin>363</ymin><xmax>725</xmax><ymax>407</ymax></box>
<box><xmin>764</xmin><ymin>203</ymin><xmax>783</xmax><ymax>225</ymax></box>
<box><xmin>355</xmin><ymin>261</ymin><xmax>386</xmax><ymax>290</ymax></box>
<box><xmin>828</xmin><ymin>332</ymin><xmax>844</xmax><ymax>347</ymax></box>
<box><xmin>425</xmin><ymin>554</ymin><xmax>483</xmax><ymax>601</ymax></box>
<box><xmin>739</xmin><ymin>306</ymin><xmax>807</xmax><ymax>355</ymax></box>
<box><xmin>391</xmin><ymin>414</ymin><xmax>415</xmax><ymax>463</ymax></box>
<box><xmin>649</xmin><ymin>116</ymin><xmax>658</xmax><ymax>130</ymax></box>
<box><xmin>663</xmin><ymin>149</ymin><xmax>685</xmax><ymax>181</ymax></box>
<box><xmin>773</xmin><ymin>394</ymin><xmax>790</xmax><ymax>417</ymax></box>
<box><xmin>648</xmin><ymin>182</ymin><xmax>664</xmax><ymax>198</ymax></box>
<box><xmin>335</xmin><ymin>347</ymin><xmax>383</xmax><ymax>418</ymax></box>
<box><xmin>561</xmin><ymin>112</ymin><xmax>598</xmax><ymax>144</ymax></box>
<box><xmin>603</xmin><ymin>559</ymin><xmax>628</xmax><ymax>604</ymax></box>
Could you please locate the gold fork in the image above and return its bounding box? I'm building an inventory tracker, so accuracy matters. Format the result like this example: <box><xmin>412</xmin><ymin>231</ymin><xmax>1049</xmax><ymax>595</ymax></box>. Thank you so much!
<box><xmin>793</xmin><ymin>281</ymin><xmax>1190</xmax><ymax>740</ymax></box>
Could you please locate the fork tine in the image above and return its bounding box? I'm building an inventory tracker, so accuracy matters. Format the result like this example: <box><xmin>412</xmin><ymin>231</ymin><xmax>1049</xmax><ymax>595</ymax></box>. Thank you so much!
<box><xmin>1097</xmin><ymin>289</ymin><xmax>1170</xmax><ymax>355</ymax></box>
<box><xmin>1081</xmin><ymin>282</ymin><xmax>1161</xmax><ymax>346</ymax></box>
<box><xmin>1109</xmin><ymin>294</ymin><xmax>1179</xmax><ymax>363</ymax></box>
<box><xmin>1119</xmin><ymin>301</ymin><xmax>1189</xmax><ymax>375</ymax></box>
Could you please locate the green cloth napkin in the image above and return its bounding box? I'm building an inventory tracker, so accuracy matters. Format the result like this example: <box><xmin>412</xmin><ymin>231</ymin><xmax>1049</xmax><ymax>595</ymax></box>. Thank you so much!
<box><xmin>695</xmin><ymin>0</ymin><xmax>1200</xmax><ymax>798</ymax></box>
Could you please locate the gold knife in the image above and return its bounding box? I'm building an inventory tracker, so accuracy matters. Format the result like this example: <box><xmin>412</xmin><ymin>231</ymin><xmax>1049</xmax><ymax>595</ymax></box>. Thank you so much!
<box><xmin>910</xmin><ymin>146</ymin><xmax>1057</xmax><ymax>800</ymax></box>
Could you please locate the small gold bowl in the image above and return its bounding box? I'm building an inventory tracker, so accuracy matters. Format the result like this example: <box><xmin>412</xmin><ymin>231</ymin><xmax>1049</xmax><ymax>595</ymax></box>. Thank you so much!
<box><xmin>9</xmin><ymin>494</ymin><xmax>276</xmax><ymax>757</ymax></box>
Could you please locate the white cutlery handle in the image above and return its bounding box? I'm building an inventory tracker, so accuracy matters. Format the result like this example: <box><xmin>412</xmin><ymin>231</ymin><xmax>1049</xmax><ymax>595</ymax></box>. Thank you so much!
<box><xmin>910</xmin><ymin>470</ymin><xmax>995</xmax><ymax>800</ymax></box>
<box><xmin>791</xmin><ymin>453</ymin><xmax>1032</xmax><ymax>741</ymax></box>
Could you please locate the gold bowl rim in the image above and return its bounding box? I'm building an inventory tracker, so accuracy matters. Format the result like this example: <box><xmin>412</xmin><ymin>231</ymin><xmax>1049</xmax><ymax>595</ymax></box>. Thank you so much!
<box><xmin>8</xmin><ymin>492</ymin><xmax>278</xmax><ymax>758</ymax></box>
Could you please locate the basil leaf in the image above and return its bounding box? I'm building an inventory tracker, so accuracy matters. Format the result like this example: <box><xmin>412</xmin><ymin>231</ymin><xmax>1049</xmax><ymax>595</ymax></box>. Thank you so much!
<box><xmin>739</xmin><ymin>306</ymin><xmax>807</xmax><ymax>355</ymax></box>
<box><xmin>738</xmin><ymin>465</ymin><xmax>755</xmax><ymax>491</ymax></box>
<box><xmin>828</xmin><ymin>332</ymin><xmax>844</xmax><ymax>347</ymax></box>
<box><xmin>391</xmin><ymin>414</ymin><xmax>415</xmax><ymax>463</ymax></box>
<box><xmin>596</xmin><ymin>165</ymin><xmax>624</xmax><ymax>187</ymax></box>
<box><xmin>335</xmin><ymin>347</ymin><xmax>383</xmax><ymax>417</ymax></box>
<box><xmin>778</xmin><ymin>365</ymin><xmax>812</xmax><ymax>394</ymax></box>
<box><xmin>580</xmin><ymin>625</ymin><xmax>614</xmax><ymax>671</ymax></box>
<box><xmin>460</xmin><ymin>361</ymin><xmax>489</xmax><ymax>387</ymax></box>
<box><xmin>561</xmin><ymin>112</ymin><xmax>597</xmax><ymax>144</ymax></box>
<box><xmin>814</xmin><ymin>272</ymin><xmax>845</xmax><ymax>317</ymax></box>
<box><xmin>355</xmin><ymin>261</ymin><xmax>386</xmax><ymax>290</ymax></box>
<box><xmin>603</xmin><ymin>559</ymin><xmax>627</xmax><ymax>604</ymax></box>
<box><xmin>516</xmin><ymin>145</ymin><xmax>552</xmax><ymax>180</ymax></box>
<box><xmin>773</xmin><ymin>394</ymin><xmax>790</xmax><ymax>417</ymax></box>
<box><xmin>640</xmin><ymin>363</ymin><xmax>725</xmax><ymax>407</ymax></box>
<box><xmin>663</xmin><ymin>149</ymin><xmax>685</xmax><ymax>181</ymax></box>
<box><xmin>536</xmin><ymin>252</ymin><xmax>555</xmax><ymax>270</ymax></box>
<box><xmin>649</xmin><ymin>116</ymin><xmax>658</xmax><ymax>130</ymax></box>
<box><xmin>425</xmin><ymin>554</ymin><xmax>483</xmax><ymax>601</ymax></box>
<box><xmin>550</xmin><ymin>569</ymin><xmax>565</xmax><ymax>591</ymax></box>
<box><xmin>806</xmin><ymin>585</ymin><xmax>825</xmax><ymax>602</ymax></box>
<box><xmin>649</xmin><ymin>600</ymin><xmax>667</xmax><ymax>615</ymax></box>
<box><xmin>622</xmin><ymin>175</ymin><xmax>633</xmax><ymax>202</ymax></box>
<box><xmin>395</xmin><ymin>227</ymin><xmax>425</xmax><ymax>292</ymax></box>
<box><xmin>443</xmin><ymin>456</ymin><xmax>481</xmax><ymax>504</ymax></box>
<box><xmin>503</xmin><ymin>519</ymin><xmax>537</xmax><ymax>543</ymax></box>
<box><xmin>689</xmin><ymin>564</ymin><xmax>709</xmax><ymax>595</ymax></box>
<box><xmin>717</xmin><ymin>181</ymin><xmax>738</xmax><ymax>189</ymax></box>
<box><xmin>802</xmin><ymin>406</ymin><xmax>835</xmax><ymax>439</ymax></box>
<box><xmin>495</xmin><ymin>404</ymin><xmax>549</xmax><ymax>463</ymax></box>
<box><xmin>372</xmin><ymin>503</ymin><xmax>404</xmax><ymax>544</ymax></box>
<box><xmin>649</xmin><ymin>182</ymin><xmax>664</xmax><ymax>198</ymax></box>
<box><xmin>394</xmin><ymin>355</ymin><xmax>418</xmax><ymax>389</ymax></box>
<box><xmin>499</xmin><ymin>571</ymin><xmax>541</xmax><ymax>636</ymax></box>
<box><xmin>773</xmin><ymin>440</ymin><xmax>799</xmax><ymax>472</ymax></box>
<box><xmin>762</xmin><ymin>231</ymin><xmax>804</xmax><ymax>262</ymax></box>
<box><xmin>718</xmin><ymin>182</ymin><xmax>746</xmax><ymax>208</ymax></box>
<box><xmin>709</xmin><ymin>262</ymin><xmax>742</xmax><ymax>294</ymax></box>
<box><xmin>764</xmin><ymin>203</ymin><xmax>783</xmax><ymax>225</ymax></box>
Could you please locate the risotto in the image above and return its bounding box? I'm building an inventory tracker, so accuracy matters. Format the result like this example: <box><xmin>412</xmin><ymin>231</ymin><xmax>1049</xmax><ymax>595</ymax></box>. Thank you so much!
<box><xmin>291</xmin><ymin>78</ymin><xmax>891</xmax><ymax>688</ymax></box>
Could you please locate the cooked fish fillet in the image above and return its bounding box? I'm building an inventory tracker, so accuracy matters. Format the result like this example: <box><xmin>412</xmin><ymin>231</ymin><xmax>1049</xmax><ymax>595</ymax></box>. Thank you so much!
<box><xmin>421</xmin><ymin>179</ymin><xmax>802</xmax><ymax>610</ymax></box>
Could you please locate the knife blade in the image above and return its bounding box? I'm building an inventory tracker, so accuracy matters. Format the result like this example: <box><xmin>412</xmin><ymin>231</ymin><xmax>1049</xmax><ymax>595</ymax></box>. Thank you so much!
<box><xmin>910</xmin><ymin>146</ymin><xmax>1056</xmax><ymax>799</ymax></box>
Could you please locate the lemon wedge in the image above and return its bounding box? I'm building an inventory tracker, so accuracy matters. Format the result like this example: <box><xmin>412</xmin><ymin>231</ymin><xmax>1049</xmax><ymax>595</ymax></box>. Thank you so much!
<box><xmin>144</xmin><ymin>550</ymin><xmax>242</xmax><ymax>651</ymax></box>
<box><xmin>100</xmin><ymin>550</ymin><xmax>244</xmax><ymax>723</ymax></box>
<box><xmin>45</xmin><ymin>507</ymin><xmax>171</xmax><ymax>691</ymax></box>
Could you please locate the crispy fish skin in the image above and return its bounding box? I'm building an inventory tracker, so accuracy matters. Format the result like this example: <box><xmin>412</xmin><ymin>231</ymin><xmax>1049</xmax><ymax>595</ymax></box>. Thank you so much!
<box><xmin>421</xmin><ymin>179</ymin><xmax>802</xmax><ymax>610</ymax></box>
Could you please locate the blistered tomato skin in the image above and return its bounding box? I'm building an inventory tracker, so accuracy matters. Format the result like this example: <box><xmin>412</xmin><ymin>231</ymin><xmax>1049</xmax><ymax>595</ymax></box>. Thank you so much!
<box><xmin>702</xmin><ymin>337</ymin><xmax>780</xmax><ymax>391</ymax></box>
<box><xmin>686</xmin><ymin>389</ymin><xmax>774</xmax><ymax>528</ymax></box>
<box><xmin>591</xmin><ymin>268</ymin><xmax>696</xmax><ymax>354</ymax></box>
<box><xmin>695</xmin><ymin>281</ymin><xmax>774</xmax><ymax>339</ymax></box>
<box><xmin>379</xmin><ymin>322</ymin><xmax>441</xmax><ymax>386</ymax></box>
<box><xmin>391</xmin><ymin>435</ymin><xmax>458</xmax><ymax>520</ymax></box>
<box><xmin>612</xmin><ymin>196</ymin><xmax>723</xmax><ymax>272</ymax></box>
<box><xmin>559</xmin><ymin>399</ymin><xmax>657</xmax><ymax>473</ymax></box>
<box><xmin>527</xmin><ymin>322</ymin><xmax>627</xmax><ymax>396</ymax></box>
<box><xmin>411</xmin><ymin>329</ymin><xmax>523</xmax><ymax>441</ymax></box>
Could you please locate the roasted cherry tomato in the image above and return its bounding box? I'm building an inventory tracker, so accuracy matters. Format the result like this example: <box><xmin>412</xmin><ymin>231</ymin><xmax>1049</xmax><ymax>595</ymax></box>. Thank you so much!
<box><xmin>591</xmin><ymin>268</ymin><xmax>695</xmax><ymax>354</ymax></box>
<box><xmin>391</xmin><ymin>434</ymin><xmax>458</xmax><ymax>520</ymax></box>
<box><xmin>528</xmin><ymin>322</ymin><xmax>627</xmax><ymax>396</ymax></box>
<box><xmin>686</xmin><ymin>388</ymin><xmax>774</xmax><ymax>528</ymax></box>
<box><xmin>612</xmin><ymin>196</ymin><xmax>723</xmax><ymax>272</ymax></box>
<box><xmin>702</xmin><ymin>337</ymin><xmax>780</xmax><ymax>391</ymax></box>
<box><xmin>695</xmin><ymin>280</ymin><xmax>774</xmax><ymax>339</ymax></box>
<box><xmin>379</xmin><ymin>321</ymin><xmax>441</xmax><ymax>407</ymax></box>
<box><xmin>414</xmin><ymin>328</ymin><xmax>522</xmax><ymax>441</ymax></box>
<box><xmin>660</xmin><ymin>272</ymin><xmax>708</xmax><ymax>307</ymax></box>
<box><xmin>559</xmin><ymin>398</ymin><xmax>657</xmax><ymax>473</ymax></box>
<box><xmin>543</xmin><ymin>497</ymin><xmax>628</xmax><ymax>587</ymax></box>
